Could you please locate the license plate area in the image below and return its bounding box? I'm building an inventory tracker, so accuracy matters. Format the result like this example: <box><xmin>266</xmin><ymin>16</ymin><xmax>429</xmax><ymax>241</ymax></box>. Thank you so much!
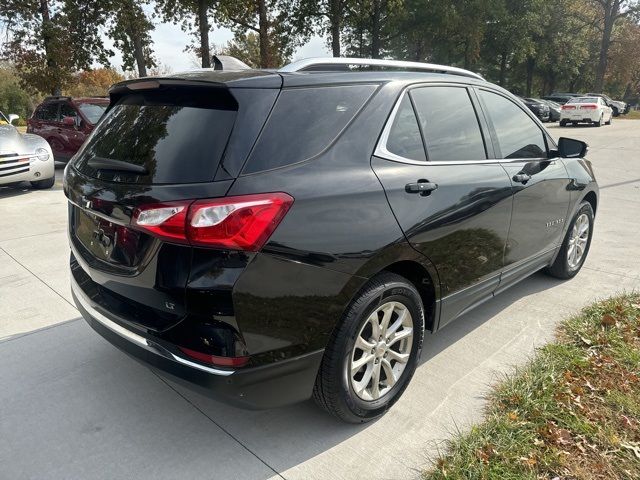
<box><xmin>74</xmin><ymin>207</ymin><xmax>152</xmax><ymax>268</ymax></box>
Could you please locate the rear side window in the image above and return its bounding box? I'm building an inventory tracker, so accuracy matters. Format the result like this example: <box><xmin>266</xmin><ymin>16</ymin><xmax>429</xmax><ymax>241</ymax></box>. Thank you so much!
<box><xmin>74</xmin><ymin>88</ymin><xmax>237</xmax><ymax>184</ymax></box>
<box><xmin>36</xmin><ymin>103</ymin><xmax>59</xmax><ymax>121</ymax></box>
<box><xmin>410</xmin><ymin>86</ymin><xmax>486</xmax><ymax>162</ymax></box>
<box><xmin>78</xmin><ymin>103</ymin><xmax>107</xmax><ymax>124</ymax></box>
<box><xmin>60</xmin><ymin>103</ymin><xmax>77</xmax><ymax>119</ymax></box>
<box><xmin>242</xmin><ymin>85</ymin><xmax>377</xmax><ymax>174</ymax></box>
<box><xmin>385</xmin><ymin>95</ymin><xmax>425</xmax><ymax>161</ymax></box>
<box><xmin>479</xmin><ymin>90</ymin><xmax>547</xmax><ymax>159</ymax></box>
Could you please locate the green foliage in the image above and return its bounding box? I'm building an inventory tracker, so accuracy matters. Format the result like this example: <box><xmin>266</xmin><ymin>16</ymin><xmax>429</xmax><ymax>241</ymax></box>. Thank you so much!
<box><xmin>217</xmin><ymin>31</ymin><xmax>291</xmax><ymax>69</ymax></box>
<box><xmin>0</xmin><ymin>64</ymin><xmax>39</xmax><ymax>121</ymax></box>
<box><xmin>107</xmin><ymin>0</ymin><xmax>156</xmax><ymax>77</ymax></box>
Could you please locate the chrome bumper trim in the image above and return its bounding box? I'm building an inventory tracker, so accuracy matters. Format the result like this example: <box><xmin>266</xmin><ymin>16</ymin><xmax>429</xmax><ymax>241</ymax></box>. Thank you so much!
<box><xmin>71</xmin><ymin>277</ymin><xmax>234</xmax><ymax>377</ymax></box>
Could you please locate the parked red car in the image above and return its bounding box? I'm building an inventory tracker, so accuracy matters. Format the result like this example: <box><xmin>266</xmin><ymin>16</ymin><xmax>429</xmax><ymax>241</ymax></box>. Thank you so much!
<box><xmin>27</xmin><ymin>96</ymin><xmax>109</xmax><ymax>162</ymax></box>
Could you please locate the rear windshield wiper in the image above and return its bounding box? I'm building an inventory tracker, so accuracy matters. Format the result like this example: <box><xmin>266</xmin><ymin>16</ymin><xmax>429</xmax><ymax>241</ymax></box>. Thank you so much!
<box><xmin>87</xmin><ymin>156</ymin><xmax>149</xmax><ymax>175</ymax></box>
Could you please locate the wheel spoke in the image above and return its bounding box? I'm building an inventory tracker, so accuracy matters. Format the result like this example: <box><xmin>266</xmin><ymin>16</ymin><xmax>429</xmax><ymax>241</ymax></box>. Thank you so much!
<box><xmin>379</xmin><ymin>303</ymin><xmax>394</xmax><ymax>338</ymax></box>
<box><xmin>367</xmin><ymin>311</ymin><xmax>381</xmax><ymax>339</ymax></box>
<box><xmin>387</xmin><ymin>328</ymin><xmax>413</xmax><ymax>348</ymax></box>
<box><xmin>386</xmin><ymin>349</ymin><xmax>410</xmax><ymax>363</ymax></box>
<box><xmin>370</xmin><ymin>362</ymin><xmax>381</xmax><ymax>398</ymax></box>
<box><xmin>381</xmin><ymin>358</ymin><xmax>397</xmax><ymax>388</ymax></box>
<box><xmin>351</xmin><ymin>353</ymin><xmax>374</xmax><ymax>374</ymax></box>
<box><xmin>355</xmin><ymin>335</ymin><xmax>375</xmax><ymax>352</ymax></box>
<box><xmin>385</xmin><ymin>307</ymin><xmax>407</xmax><ymax>340</ymax></box>
<box><xmin>353</xmin><ymin>363</ymin><xmax>375</xmax><ymax>395</ymax></box>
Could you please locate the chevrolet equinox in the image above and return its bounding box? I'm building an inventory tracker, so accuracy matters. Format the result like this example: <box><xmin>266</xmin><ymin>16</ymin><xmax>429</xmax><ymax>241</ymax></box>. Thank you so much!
<box><xmin>64</xmin><ymin>57</ymin><xmax>598</xmax><ymax>423</ymax></box>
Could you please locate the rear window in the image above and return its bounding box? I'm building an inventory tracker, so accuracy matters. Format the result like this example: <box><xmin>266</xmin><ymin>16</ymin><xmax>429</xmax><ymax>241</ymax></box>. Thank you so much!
<box><xmin>74</xmin><ymin>88</ymin><xmax>237</xmax><ymax>184</ymax></box>
<box><xmin>571</xmin><ymin>97</ymin><xmax>599</xmax><ymax>103</ymax></box>
<box><xmin>78</xmin><ymin>103</ymin><xmax>107</xmax><ymax>124</ymax></box>
<box><xmin>242</xmin><ymin>85</ymin><xmax>377</xmax><ymax>174</ymax></box>
<box><xmin>36</xmin><ymin>103</ymin><xmax>60</xmax><ymax>121</ymax></box>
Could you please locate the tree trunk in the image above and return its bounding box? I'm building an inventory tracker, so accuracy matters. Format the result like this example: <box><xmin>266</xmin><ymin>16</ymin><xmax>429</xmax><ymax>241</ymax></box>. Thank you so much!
<box><xmin>329</xmin><ymin>0</ymin><xmax>341</xmax><ymax>57</ymax></box>
<box><xmin>197</xmin><ymin>0</ymin><xmax>211</xmax><ymax>68</ymax></box>
<box><xmin>595</xmin><ymin>2</ymin><xmax>616</xmax><ymax>92</ymax></box>
<box><xmin>371</xmin><ymin>0</ymin><xmax>381</xmax><ymax>58</ymax></box>
<box><xmin>131</xmin><ymin>32</ymin><xmax>148</xmax><ymax>77</ymax></box>
<box><xmin>498</xmin><ymin>52</ymin><xmax>507</xmax><ymax>87</ymax></box>
<box><xmin>525</xmin><ymin>56</ymin><xmax>535</xmax><ymax>96</ymax></box>
<box><xmin>257</xmin><ymin>0</ymin><xmax>271</xmax><ymax>67</ymax></box>
<box><xmin>39</xmin><ymin>0</ymin><xmax>60</xmax><ymax>95</ymax></box>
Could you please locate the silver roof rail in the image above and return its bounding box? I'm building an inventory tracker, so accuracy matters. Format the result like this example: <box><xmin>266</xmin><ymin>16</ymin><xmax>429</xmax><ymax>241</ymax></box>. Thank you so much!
<box><xmin>278</xmin><ymin>57</ymin><xmax>484</xmax><ymax>81</ymax></box>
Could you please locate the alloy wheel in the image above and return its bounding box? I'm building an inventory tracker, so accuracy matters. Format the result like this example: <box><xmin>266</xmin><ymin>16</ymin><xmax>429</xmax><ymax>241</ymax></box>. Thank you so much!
<box><xmin>567</xmin><ymin>213</ymin><xmax>589</xmax><ymax>269</ymax></box>
<box><xmin>349</xmin><ymin>301</ymin><xmax>413</xmax><ymax>401</ymax></box>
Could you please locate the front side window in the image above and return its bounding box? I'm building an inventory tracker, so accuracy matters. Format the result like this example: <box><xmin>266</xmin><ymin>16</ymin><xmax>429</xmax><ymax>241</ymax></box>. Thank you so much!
<box><xmin>36</xmin><ymin>103</ymin><xmax>60</xmax><ymax>121</ymax></box>
<box><xmin>410</xmin><ymin>86</ymin><xmax>487</xmax><ymax>162</ymax></box>
<box><xmin>479</xmin><ymin>90</ymin><xmax>547</xmax><ymax>159</ymax></box>
<box><xmin>78</xmin><ymin>103</ymin><xmax>107</xmax><ymax>124</ymax></box>
<box><xmin>60</xmin><ymin>103</ymin><xmax>77</xmax><ymax>119</ymax></box>
<box><xmin>385</xmin><ymin>95</ymin><xmax>425</xmax><ymax>161</ymax></box>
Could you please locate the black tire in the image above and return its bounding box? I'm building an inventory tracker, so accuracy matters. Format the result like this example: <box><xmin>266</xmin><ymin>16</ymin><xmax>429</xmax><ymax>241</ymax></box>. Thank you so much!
<box><xmin>612</xmin><ymin>106</ymin><xmax>619</xmax><ymax>117</ymax></box>
<box><xmin>545</xmin><ymin>201</ymin><xmax>594</xmax><ymax>279</ymax></box>
<box><xmin>605</xmin><ymin>114</ymin><xmax>612</xmax><ymax>125</ymax></box>
<box><xmin>594</xmin><ymin>114</ymin><xmax>603</xmax><ymax>127</ymax></box>
<box><xmin>30</xmin><ymin>176</ymin><xmax>55</xmax><ymax>189</ymax></box>
<box><xmin>559</xmin><ymin>120</ymin><xmax>567</xmax><ymax>127</ymax></box>
<box><xmin>313</xmin><ymin>272</ymin><xmax>425</xmax><ymax>423</ymax></box>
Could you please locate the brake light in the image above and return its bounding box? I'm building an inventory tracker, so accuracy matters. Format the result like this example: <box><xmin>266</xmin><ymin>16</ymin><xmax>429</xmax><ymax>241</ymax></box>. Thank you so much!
<box><xmin>580</xmin><ymin>104</ymin><xmax>597</xmax><ymax>109</ymax></box>
<box><xmin>561</xmin><ymin>105</ymin><xmax>576</xmax><ymax>110</ymax></box>
<box><xmin>178</xmin><ymin>346</ymin><xmax>250</xmax><ymax>368</ymax></box>
<box><xmin>132</xmin><ymin>192</ymin><xmax>294</xmax><ymax>251</ymax></box>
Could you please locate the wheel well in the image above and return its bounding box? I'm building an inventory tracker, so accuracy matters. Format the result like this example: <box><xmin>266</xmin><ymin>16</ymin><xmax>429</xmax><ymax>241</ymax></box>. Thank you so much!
<box><xmin>584</xmin><ymin>191</ymin><xmax>597</xmax><ymax>215</ymax></box>
<box><xmin>382</xmin><ymin>261</ymin><xmax>437</xmax><ymax>331</ymax></box>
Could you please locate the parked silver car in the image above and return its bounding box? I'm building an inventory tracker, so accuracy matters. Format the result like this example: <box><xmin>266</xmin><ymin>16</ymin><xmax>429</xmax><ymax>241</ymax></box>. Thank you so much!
<box><xmin>0</xmin><ymin>111</ymin><xmax>55</xmax><ymax>189</ymax></box>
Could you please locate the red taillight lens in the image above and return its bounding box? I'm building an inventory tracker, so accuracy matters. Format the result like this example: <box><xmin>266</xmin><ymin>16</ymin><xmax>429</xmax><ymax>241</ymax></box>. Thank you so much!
<box><xmin>581</xmin><ymin>104</ymin><xmax>597</xmax><ymax>109</ymax></box>
<box><xmin>187</xmin><ymin>193</ymin><xmax>294</xmax><ymax>250</ymax></box>
<box><xmin>561</xmin><ymin>105</ymin><xmax>576</xmax><ymax>110</ymax></box>
<box><xmin>178</xmin><ymin>346</ymin><xmax>250</xmax><ymax>367</ymax></box>
<box><xmin>132</xmin><ymin>202</ymin><xmax>191</xmax><ymax>244</ymax></box>
<box><xmin>132</xmin><ymin>192</ymin><xmax>294</xmax><ymax>251</ymax></box>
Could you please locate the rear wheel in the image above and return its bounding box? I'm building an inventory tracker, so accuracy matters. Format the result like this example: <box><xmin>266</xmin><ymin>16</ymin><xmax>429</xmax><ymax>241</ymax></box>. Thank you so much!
<box><xmin>605</xmin><ymin>114</ymin><xmax>612</xmax><ymax>125</ymax></box>
<box><xmin>30</xmin><ymin>176</ymin><xmax>55</xmax><ymax>189</ymax></box>
<box><xmin>559</xmin><ymin>120</ymin><xmax>567</xmax><ymax>127</ymax></box>
<box><xmin>595</xmin><ymin>114</ymin><xmax>603</xmax><ymax>127</ymax></box>
<box><xmin>545</xmin><ymin>201</ymin><xmax>594</xmax><ymax>279</ymax></box>
<box><xmin>313</xmin><ymin>272</ymin><xmax>424</xmax><ymax>423</ymax></box>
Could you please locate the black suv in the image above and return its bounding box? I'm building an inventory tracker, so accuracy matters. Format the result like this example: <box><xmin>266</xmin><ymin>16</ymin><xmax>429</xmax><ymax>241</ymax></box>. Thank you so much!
<box><xmin>65</xmin><ymin>58</ymin><xmax>598</xmax><ymax>423</ymax></box>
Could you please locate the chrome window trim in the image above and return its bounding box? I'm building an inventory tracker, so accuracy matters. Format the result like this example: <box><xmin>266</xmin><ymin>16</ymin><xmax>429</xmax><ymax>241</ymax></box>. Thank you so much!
<box><xmin>71</xmin><ymin>277</ymin><xmax>234</xmax><ymax>377</ymax></box>
<box><xmin>374</xmin><ymin>86</ymin><xmax>552</xmax><ymax>166</ymax></box>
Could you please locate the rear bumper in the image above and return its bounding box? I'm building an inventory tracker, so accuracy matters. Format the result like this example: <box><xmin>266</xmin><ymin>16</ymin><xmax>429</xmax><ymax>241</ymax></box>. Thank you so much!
<box><xmin>71</xmin><ymin>275</ymin><xmax>324</xmax><ymax>409</ymax></box>
<box><xmin>560</xmin><ymin>112</ymin><xmax>599</xmax><ymax>123</ymax></box>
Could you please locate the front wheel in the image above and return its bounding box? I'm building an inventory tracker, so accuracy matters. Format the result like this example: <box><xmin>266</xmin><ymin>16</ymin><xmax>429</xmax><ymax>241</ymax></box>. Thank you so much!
<box><xmin>545</xmin><ymin>201</ymin><xmax>594</xmax><ymax>279</ymax></box>
<box><xmin>30</xmin><ymin>176</ymin><xmax>55</xmax><ymax>189</ymax></box>
<box><xmin>313</xmin><ymin>272</ymin><xmax>424</xmax><ymax>423</ymax></box>
<box><xmin>559</xmin><ymin>120</ymin><xmax>567</xmax><ymax>127</ymax></box>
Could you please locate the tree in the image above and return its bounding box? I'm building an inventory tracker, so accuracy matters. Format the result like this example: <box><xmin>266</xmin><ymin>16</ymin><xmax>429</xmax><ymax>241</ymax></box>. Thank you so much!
<box><xmin>155</xmin><ymin>0</ymin><xmax>217</xmax><ymax>68</ymax></box>
<box><xmin>218</xmin><ymin>0</ymin><xmax>297</xmax><ymax>68</ymax></box>
<box><xmin>108</xmin><ymin>0</ymin><xmax>156</xmax><ymax>77</ymax></box>
<box><xmin>590</xmin><ymin>0</ymin><xmax>640</xmax><ymax>91</ymax></box>
<box><xmin>0</xmin><ymin>0</ymin><xmax>112</xmax><ymax>95</ymax></box>
<box><xmin>66</xmin><ymin>68</ymin><xmax>124</xmax><ymax>97</ymax></box>
<box><xmin>341</xmin><ymin>0</ymin><xmax>404</xmax><ymax>58</ymax></box>
<box><xmin>216</xmin><ymin>31</ymin><xmax>291</xmax><ymax>68</ymax></box>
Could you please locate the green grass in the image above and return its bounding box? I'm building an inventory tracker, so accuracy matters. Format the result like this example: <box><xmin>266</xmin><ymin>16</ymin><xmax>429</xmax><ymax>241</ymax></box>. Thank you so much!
<box><xmin>425</xmin><ymin>294</ymin><xmax>640</xmax><ymax>480</ymax></box>
<box><xmin>619</xmin><ymin>110</ymin><xmax>640</xmax><ymax>120</ymax></box>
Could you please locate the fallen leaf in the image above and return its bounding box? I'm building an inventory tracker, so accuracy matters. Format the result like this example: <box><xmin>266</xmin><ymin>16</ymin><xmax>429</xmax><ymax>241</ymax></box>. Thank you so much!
<box><xmin>602</xmin><ymin>314</ymin><xmax>616</xmax><ymax>327</ymax></box>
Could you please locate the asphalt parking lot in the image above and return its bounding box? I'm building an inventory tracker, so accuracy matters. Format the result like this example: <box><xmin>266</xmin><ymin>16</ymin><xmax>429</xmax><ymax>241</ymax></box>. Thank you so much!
<box><xmin>1</xmin><ymin>121</ymin><xmax>639</xmax><ymax>480</ymax></box>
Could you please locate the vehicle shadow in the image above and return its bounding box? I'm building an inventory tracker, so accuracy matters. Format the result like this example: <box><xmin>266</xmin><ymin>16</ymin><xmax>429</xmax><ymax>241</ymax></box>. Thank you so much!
<box><xmin>1</xmin><ymin>271</ymin><xmax>565</xmax><ymax>479</ymax></box>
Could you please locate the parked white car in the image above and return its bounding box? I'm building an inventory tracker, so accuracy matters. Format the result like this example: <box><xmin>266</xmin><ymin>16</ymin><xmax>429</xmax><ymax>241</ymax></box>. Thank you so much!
<box><xmin>0</xmin><ymin>111</ymin><xmax>55</xmax><ymax>189</ymax></box>
<box><xmin>560</xmin><ymin>97</ymin><xmax>613</xmax><ymax>127</ymax></box>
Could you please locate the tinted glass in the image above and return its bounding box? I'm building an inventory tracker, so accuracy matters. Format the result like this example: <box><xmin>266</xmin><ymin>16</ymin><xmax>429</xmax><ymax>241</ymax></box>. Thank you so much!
<box><xmin>479</xmin><ymin>90</ymin><xmax>546</xmax><ymax>159</ymax></box>
<box><xmin>385</xmin><ymin>95</ymin><xmax>425</xmax><ymax>161</ymax></box>
<box><xmin>571</xmin><ymin>97</ymin><xmax>599</xmax><ymax>104</ymax></box>
<box><xmin>78</xmin><ymin>103</ymin><xmax>107</xmax><ymax>124</ymax></box>
<box><xmin>37</xmin><ymin>103</ymin><xmax>59</xmax><ymax>121</ymax></box>
<box><xmin>410</xmin><ymin>86</ymin><xmax>486</xmax><ymax>162</ymax></box>
<box><xmin>60</xmin><ymin>103</ymin><xmax>77</xmax><ymax>118</ymax></box>
<box><xmin>243</xmin><ymin>85</ymin><xmax>376</xmax><ymax>174</ymax></box>
<box><xmin>74</xmin><ymin>88</ymin><xmax>237</xmax><ymax>184</ymax></box>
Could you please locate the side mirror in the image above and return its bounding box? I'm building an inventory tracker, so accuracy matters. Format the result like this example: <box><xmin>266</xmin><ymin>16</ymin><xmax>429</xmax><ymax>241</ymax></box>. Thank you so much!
<box><xmin>557</xmin><ymin>137</ymin><xmax>588</xmax><ymax>158</ymax></box>
<box><xmin>62</xmin><ymin>116</ymin><xmax>76</xmax><ymax>127</ymax></box>
<box><xmin>8</xmin><ymin>114</ymin><xmax>19</xmax><ymax>125</ymax></box>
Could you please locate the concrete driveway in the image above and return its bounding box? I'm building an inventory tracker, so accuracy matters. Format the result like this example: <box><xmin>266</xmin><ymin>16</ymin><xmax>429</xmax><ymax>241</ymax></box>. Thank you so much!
<box><xmin>1</xmin><ymin>121</ymin><xmax>639</xmax><ymax>479</ymax></box>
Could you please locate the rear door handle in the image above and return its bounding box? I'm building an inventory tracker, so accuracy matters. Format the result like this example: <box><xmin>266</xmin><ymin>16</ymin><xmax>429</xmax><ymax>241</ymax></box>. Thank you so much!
<box><xmin>512</xmin><ymin>173</ymin><xmax>531</xmax><ymax>184</ymax></box>
<box><xmin>405</xmin><ymin>180</ymin><xmax>438</xmax><ymax>196</ymax></box>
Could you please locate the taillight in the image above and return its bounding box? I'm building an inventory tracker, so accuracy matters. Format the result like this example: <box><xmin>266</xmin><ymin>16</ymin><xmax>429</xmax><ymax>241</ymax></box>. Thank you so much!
<box><xmin>561</xmin><ymin>105</ymin><xmax>576</xmax><ymax>110</ymax></box>
<box><xmin>178</xmin><ymin>346</ymin><xmax>250</xmax><ymax>368</ymax></box>
<box><xmin>132</xmin><ymin>192</ymin><xmax>294</xmax><ymax>251</ymax></box>
<box><xmin>581</xmin><ymin>104</ymin><xmax>597</xmax><ymax>110</ymax></box>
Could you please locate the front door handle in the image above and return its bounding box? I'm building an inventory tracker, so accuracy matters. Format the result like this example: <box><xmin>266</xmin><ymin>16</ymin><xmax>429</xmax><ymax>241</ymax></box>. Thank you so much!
<box><xmin>405</xmin><ymin>180</ymin><xmax>438</xmax><ymax>196</ymax></box>
<box><xmin>512</xmin><ymin>173</ymin><xmax>531</xmax><ymax>184</ymax></box>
